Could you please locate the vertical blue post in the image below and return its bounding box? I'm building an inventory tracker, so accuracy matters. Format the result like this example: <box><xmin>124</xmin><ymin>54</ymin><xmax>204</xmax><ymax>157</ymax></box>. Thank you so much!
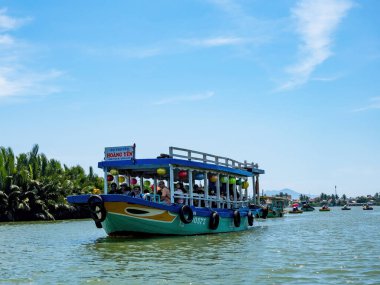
<box><xmin>204</xmin><ymin>171</ymin><xmax>209</xmax><ymax>207</ymax></box>
<box><xmin>189</xmin><ymin>170</ymin><xmax>193</xmax><ymax>206</ymax></box>
<box><xmin>216</xmin><ymin>173</ymin><xmax>220</xmax><ymax>208</ymax></box>
<box><xmin>169</xmin><ymin>164</ymin><xmax>175</xmax><ymax>204</ymax></box>
<box><xmin>226</xmin><ymin>176</ymin><xmax>230</xmax><ymax>209</ymax></box>
<box><xmin>103</xmin><ymin>167</ymin><xmax>108</xmax><ymax>194</ymax></box>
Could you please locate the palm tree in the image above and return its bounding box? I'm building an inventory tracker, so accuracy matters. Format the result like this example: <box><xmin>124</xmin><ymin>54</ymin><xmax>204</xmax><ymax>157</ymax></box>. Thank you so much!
<box><xmin>0</xmin><ymin>144</ymin><xmax>101</xmax><ymax>222</ymax></box>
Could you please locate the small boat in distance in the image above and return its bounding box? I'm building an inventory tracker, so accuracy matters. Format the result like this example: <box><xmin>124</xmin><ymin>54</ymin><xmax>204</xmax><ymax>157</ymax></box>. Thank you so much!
<box><xmin>363</xmin><ymin>204</ymin><xmax>373</xmax><ymax>210</ymax></box>
<box><xmin>301</xmin><ymin>202</ymin><xmax>315</xmax><ymax>212</ymax></box>
<box><xmin>288</xmin><ymin>203</ymin><xmax>303</xmax><ymax>214</ymax></box>
<box><xmin>67</xmin><ymin>145</ymin><xmax>264</xmax><ymax>236</ymax></box>
<box><xmin>253</xmin><ymin>196</ymin><xmax>287</xmax><ymax>218</ymax></box>
<box><xmin>341</xmin><ymin>204</ymin><xmax>351</xmax><ymax>210</ymax></box>
<box><xmin>288</xmin><ymin>208</ymin><xmax>303</xmax><ymax>214</ymax></box>
<box><xmin>319</xmin><ymin>205</ymin><xmax>331</xmax><ymax>212</ymax></box>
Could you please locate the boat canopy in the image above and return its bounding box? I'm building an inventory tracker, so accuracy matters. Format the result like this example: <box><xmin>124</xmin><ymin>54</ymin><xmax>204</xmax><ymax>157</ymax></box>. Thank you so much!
<box><xmin>98</xmin><ymin>158</ymin><xmax>259</xmax><ymax>177</ymax></box>
<box><xmin>98</xmin><ymin>146</ymin><xmax>264</xmax><ymax>177</ymax></box>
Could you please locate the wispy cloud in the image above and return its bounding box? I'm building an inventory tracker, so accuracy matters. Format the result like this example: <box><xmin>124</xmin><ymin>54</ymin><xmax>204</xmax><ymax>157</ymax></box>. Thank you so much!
<box><xmin>180</xmin><ymin>36</ymin><xmax>245</xmax><ymax>48</ymax></box>
<box><xmin>277</xmin><ymin>0</ymin><xmax>353</xmax><ymax>91</ymax></box>
<box><xmin>353</xmin><ymin>97</ymin><xmax>380</xmax><ymax>112</ymax></box>
<box><xmin>154</xmin><ymin>91</ymin><xmax>215</xmax><ymax>105</ymax></box>
<box><xmin>84</xmin><ymin>46</ymin><xmax>163</xmax><ymax>59</ymax></box>
<box><xmin>85</xmin><ymin>36</ymin><xmax>247</xmax><ymax>60</ymax></box>
<box><xmin>0</xmin><ymin>8</ymin><xmax>61</xmax><ymax>101</ymax></box>
<box><xmin>0</xmin><ymin>69</ymin><xmax>62</xmax><ymax>99</ymax></box>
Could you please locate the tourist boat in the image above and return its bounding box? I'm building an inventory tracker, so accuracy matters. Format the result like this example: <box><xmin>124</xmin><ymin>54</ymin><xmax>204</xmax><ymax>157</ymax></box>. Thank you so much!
<box><xmin>253</xmin><ymin>196</ymin><xmax>287</xmax><ymax>218</ymax></box>
<box><xmin>319</xmin><ymin>205</ymin><xmax>331</xmax><ymax>211</ymax></box>
<box><xmin>67</xmin><ymin>146</ymin><xmax>264</xmax><ymax>236</ymax></box>
<box><xmin>301</xmin><ymin>202</ymin><xmax>315</xmax><ymax>212</ymax></box>
<box><xmin>341</xmin><ymin>204</ymin><xmax>351</xmax><ymax>210</ymax></box>
<box><xmin>287</xmin><ymin>202</ymin><xmax>303</xmax><ymax>214</ymax></box>
<box><xmin>363</xmin><ymin>204</ymin><xmax>373</xmax><ymax>210</ymax></box>
<box><xmin>288</xmin><ymin>208</ymin><xmax>303</xmax><ymax>214</ymax></box>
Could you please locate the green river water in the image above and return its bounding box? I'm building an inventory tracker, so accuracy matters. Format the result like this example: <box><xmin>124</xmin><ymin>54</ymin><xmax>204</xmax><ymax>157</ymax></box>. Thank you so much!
<box><xmin>1</xmin><ymin>206</ymin><xmax>379</xmax><ymax>284</ymax></box>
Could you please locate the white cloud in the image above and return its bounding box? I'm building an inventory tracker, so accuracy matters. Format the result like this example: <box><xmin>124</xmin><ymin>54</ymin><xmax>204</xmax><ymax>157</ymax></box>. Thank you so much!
<box><xmin>0</xmin><ymin>8</ymin><xmax>61</xmax><ymax>101</ymax></box>
<box><xmin>154</xmin><ymin>91</ymin><xmax>215</xmax><ymax>105</ymax></box>
<box><xmin>180</xmin><ymin>37</ymin><xmax>245</xmax><ymax>48</ymax></box>
<box><xmin>278</xmin><ymin>0</ymin><xmax>353</xmax><ymax>91</ymax></box>
<box><xmin>0</xmin><ymin>34</ymin><xmax>14</xmax><ymax>45</ymax></box>
<box><xmin>0</xmin><ymin>8</ymin><xmax>26</xmax><ymax>31</ymax></box>
<box><xmin>0</xmin><ymin>69</ymin><xmax>62</xmax><ymax>98</ymax></box>
<box><xmin>353</xmin><ymin>97</ymin><xmax>380</xmax><ymax>112</ymax></box>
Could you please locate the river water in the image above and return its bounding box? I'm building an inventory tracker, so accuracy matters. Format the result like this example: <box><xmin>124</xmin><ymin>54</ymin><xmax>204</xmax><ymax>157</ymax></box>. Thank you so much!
<box><xmin>1</xmin><ymin>206</ymin><xmax>379</xmax><ymax>284</ymax></box>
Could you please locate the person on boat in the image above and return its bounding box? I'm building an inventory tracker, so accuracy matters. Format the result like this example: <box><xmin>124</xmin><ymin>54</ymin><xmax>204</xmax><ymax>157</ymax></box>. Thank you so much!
<box><xmin>120</xmin><ymin>183</ymin><xmax>131</xmax><ymax>195</ymax></box>
<box><xmin>109</xmin><ymin>182</ymin><xmax>121</xmax><ymax>194</ymax></box>
<box><xmin>158</xmin><ymin>181</ymin><xmax>171</xmax><ymax>205</ymax></box>
<box><xmin>143</xmin><ymin>189</ymin><xmax>151</xmax><ymax>200</ymax></box>
<box><xmin>174</xmin><ymin>183</ymin><xmax>184</xmax><ymax>204</ymax></box>
<box><xmin>133</xmin><ymin>186</ymin><xmax>143</xmax><ymax>198</ymax></box>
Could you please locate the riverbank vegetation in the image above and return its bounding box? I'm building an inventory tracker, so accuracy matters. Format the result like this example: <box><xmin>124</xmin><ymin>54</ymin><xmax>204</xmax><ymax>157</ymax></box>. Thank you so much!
<box><xmin>0</xmin><ymin>145</ymin><xmax>103</xmax><ymax>222</ymax></box>
<box><xmin>299</xmin><ymin>193</ymin><xmax>380</xmax><ymax>206</ymax></box>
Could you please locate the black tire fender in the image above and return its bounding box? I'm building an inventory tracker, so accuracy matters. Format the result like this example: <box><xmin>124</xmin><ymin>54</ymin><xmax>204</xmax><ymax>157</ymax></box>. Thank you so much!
<box><xmin>247</xmin><ymin>211</ymin><xmax>254</xmax><ymax>226</ymax></box>
<box><xmin>209</xmin><ymin>211</ymin><xmax>220</xmax><ymax>230</ymax></box>
<box><xmin>179</xmin><ymin>205</ymin><xmax>193</xmax><ymax>224</ymax></box>
<box><xmin>87</xmin><ymin>195</ymin><xmax>107</xmax><ymax>223</ymax></box>
<box><xmin>233</xmin><ymin>210</ymin><xmax>241</xmax><ymax>227</ymax></box>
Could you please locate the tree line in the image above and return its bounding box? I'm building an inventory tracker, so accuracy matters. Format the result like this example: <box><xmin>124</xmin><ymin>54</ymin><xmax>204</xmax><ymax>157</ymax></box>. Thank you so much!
<box><xmin>298</xmin><ymin>193</ymin><xmax>380</xmax><ymax>206</ymax></box>
<box><xmin>0</xmin><ymin>145</ymin><xmax>103</xmax><ymax>222</ymax></box>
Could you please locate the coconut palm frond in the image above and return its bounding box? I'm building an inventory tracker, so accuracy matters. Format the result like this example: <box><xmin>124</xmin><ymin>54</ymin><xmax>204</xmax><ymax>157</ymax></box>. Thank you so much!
<box><xmin>40</xmin><ymin>153</ymin><xmax>48</xmax><ymax>176</ymax></box>
<box><xmin>4</xmin><ymin>147</ymin><xmax>16</xmax><ymax>176</ymax></box>
<box><xmin>29</xmin><ymin>144</ymin><xmax>39</xmax><ymax>159</ymax></box>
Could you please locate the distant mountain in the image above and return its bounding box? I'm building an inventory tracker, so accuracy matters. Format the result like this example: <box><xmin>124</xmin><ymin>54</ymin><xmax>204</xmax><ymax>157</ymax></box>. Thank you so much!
<box><xmin>263</xmin><ymin>188</ymin><xmax>318</xmax><ymax>199</ymax></box>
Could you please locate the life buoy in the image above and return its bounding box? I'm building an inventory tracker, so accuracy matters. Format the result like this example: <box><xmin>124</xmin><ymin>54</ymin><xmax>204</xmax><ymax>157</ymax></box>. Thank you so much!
<box><xmin>179</xmin><ymin>205</ymin><xmax>193</xmax><ymax>224</ymax></box>
<box><xmin>209</xmin><ymin>211</ymin><xmax>220</xmax><ymax>230</ymax></box>
<box><xmin>233</xmin><ymin>210</ymin><xmax>241</xmax><ymax>227</ymax></box>
<box><xmin>247</xmin><ymin>211</ymin><xmax>254</xmax><ymax>226</ymax></box>
<box><xmin>88</xmin><ymin>195</ymin><xmax>107</xmax><ymax>223</ymax></box>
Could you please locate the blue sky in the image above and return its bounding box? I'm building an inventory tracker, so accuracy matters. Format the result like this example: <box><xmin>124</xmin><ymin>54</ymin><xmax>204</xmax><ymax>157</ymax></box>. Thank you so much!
<box><xmin>0</xmin><ymin>0</ymin><xmax>379</xmax><ymax>197</ymax></box>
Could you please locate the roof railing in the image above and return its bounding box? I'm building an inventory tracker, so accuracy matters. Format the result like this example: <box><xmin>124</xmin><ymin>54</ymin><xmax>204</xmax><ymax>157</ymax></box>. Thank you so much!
<box><xmin>168</xmin><ymin>146</ymin><xmax>258</xmax><ymax>171</ymax></box>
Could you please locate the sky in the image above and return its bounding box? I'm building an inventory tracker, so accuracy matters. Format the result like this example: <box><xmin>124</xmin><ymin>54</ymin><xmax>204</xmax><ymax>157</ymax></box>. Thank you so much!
<box><xmin>0</xmin><ymin>0</ymin><xmax>379</xmax><ymax>198</ymax></box>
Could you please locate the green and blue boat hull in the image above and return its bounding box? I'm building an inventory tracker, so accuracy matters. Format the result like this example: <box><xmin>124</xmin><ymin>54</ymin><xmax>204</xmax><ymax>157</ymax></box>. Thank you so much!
<box><xmin>67</xmin><ymin>194</ymin><xmax>254</xmax><ymax>236</ymax></box>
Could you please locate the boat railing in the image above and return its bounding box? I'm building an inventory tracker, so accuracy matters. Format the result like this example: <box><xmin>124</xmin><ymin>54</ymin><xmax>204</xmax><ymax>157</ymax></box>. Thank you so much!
<box><xmin>173</xmin><ymin>193</ymin><xmax>248</xmax><ymax>209</ymax></box>
<box><xmin>169</xmin><ymin>146</ymin><xmax>258</xmax><ymax>171</ymax></box>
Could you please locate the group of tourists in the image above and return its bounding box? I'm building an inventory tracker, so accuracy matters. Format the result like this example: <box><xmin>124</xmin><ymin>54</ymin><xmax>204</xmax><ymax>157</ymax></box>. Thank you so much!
<box><xmin>108</xmin><ymin>180</ymin><xmax>171</xmax><ymax>205</ymax></box>
<box><xmin>108</xmin><ymin>179</ymin><xmax>245</xmax><ymax>208</ymax></box>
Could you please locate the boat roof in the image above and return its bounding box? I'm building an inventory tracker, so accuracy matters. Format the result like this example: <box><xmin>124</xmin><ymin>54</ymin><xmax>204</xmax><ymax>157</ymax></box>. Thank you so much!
<box><xmin>99</xmin><ymin>146</ymin><xmax>265</xmax><ymax>177</ymax></box>
<box><xmin>98</xmin><ymin>158</ymin><xmax>264</xmax><ymax>177</ymax></box>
